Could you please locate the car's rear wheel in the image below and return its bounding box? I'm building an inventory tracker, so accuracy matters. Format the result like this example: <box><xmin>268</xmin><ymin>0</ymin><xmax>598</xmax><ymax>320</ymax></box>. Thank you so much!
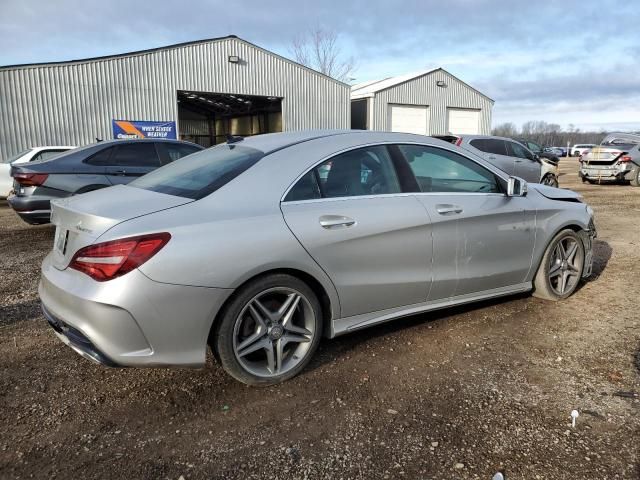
<box><xmin>533</xmin><ymin>229</ymin><xmax>585</xmax><ymax>301</ymax></box>
<box><xmin>213</xmin><ymin>274</ymin><xmax>322</xmax><ymax>385</ymax></box>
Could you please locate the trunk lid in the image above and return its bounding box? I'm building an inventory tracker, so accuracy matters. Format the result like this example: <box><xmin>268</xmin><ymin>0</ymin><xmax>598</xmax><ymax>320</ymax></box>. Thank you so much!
<box><xmin>49</xmin><ymin>185</ymin><xmax>192</xmax><ymax>269</ymax></box>
<box><xmin>582</xmin><ymin>146</ymin><xmax>623</xmax><ymax>164</ymax></box>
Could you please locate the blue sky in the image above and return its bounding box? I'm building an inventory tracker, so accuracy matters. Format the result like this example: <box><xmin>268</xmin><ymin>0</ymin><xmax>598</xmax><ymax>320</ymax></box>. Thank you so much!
<box><xmin>1</xmin><ymin>0</ymin><xmax>638</xmax><ymax>131</ymax></box>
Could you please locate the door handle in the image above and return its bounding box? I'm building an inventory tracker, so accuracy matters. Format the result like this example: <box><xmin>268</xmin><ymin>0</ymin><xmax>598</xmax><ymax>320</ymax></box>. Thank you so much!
<box><xmin>487</xmin><ymin>155</ymin><xmax>496</xmax><ymax>159</ymax></box>
<box><xmin>436</xmin><ymin>204</ymin><xmax>463</xmax><ymax>215</ymax></box>
<box><xmin>515</xmin><ymin>160</ymin><xmax>523</xmax><ymax>163</ymax></box>
<box><xmin>319</xmin><ymin>215</ymin><xmax>355</xmax><ymax>229</ymax></box>
<box><xmin>111</xmin><ymin>169</ymin><xmax>127</xmax><ymax>176</ymax></box>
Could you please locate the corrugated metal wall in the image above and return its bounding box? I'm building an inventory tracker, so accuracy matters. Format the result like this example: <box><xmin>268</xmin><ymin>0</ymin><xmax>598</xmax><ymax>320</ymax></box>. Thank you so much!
<box><xmin>0</xmin><ymin>37</ymin><xmax>350</xmax><ymax>158</ymax></box>
<box><xmin>369</xmin><ymin>70</ymin><xmax>493</xmax><ymax>135</ymax></box>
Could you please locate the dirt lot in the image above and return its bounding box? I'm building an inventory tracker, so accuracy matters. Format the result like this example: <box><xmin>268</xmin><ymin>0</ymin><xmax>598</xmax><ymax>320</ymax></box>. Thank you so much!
<box><xmin>1</xmin><ymin>158</ymin><xmax>638</xmax><ymax>480</ymax></box>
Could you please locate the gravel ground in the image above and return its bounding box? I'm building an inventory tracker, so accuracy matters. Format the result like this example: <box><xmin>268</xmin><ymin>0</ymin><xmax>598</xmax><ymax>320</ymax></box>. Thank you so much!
<box><xmin>1</xmin><ymin>159</ymin><xmax>639</xmax><ymax>480</ymax></box>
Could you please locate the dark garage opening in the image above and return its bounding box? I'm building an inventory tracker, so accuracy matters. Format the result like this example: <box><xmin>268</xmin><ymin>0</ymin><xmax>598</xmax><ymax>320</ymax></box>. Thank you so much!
<box><xmin>177</xmin><ymin>90</ymin><xmax>283</xmax><ymax>147</ymax></box>
<box><xmin>351</xmin><ymin>99</ymin><xmax>368</xmax><ymax>130</ymax></box>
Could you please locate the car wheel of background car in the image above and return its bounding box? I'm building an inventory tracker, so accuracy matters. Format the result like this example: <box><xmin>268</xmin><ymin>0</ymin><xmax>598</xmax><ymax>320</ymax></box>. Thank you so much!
<box><xmin>542</xmin><ymin>174</ymin><xmax>559</xmax><ymax>188</ymax></box>
<box><xmin>212</xmin><ymin>273</ymin><xmax>322</xmax><ymax>385</ymax></box>
<box><xmin>533</xmin><ymin>229</ymin><xmax>585</xmax><ymax>301</ymax></box>
<box><xmin>630</xmin><ymin>167</ymin><xmax>640</xmax><ymax>187</ymax></box>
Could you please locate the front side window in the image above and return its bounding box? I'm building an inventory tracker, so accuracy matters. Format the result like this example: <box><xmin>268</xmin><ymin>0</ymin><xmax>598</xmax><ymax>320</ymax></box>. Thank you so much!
<box><xmin>398</xmin><ymin>144</ymin><xmax>501</xmax><ymax>193</ymax></box>
<box><xmin>130</xmin><ymin>144</ymin><xmax>263</xmax><ymax>199</ymax></box>
<box><xmin>284</xmin><ymin>146</ymin><xmax>401</xmax><ymax>201</ymax></box>
<box><xmin>507</xmin><ymin>141</ymin><xmax>534</xmax><ymax>160</ymax></box>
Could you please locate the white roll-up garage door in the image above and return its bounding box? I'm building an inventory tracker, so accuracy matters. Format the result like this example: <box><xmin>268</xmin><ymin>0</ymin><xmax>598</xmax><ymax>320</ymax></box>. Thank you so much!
<box><xmin>447</xmin><ymin>108</ymin><xmax>480</xmax><ymax>134</ymax></box>
<box><xmin>389</xmin><ymin>104</ymin><xmax>429</xmax><ymax>135</ymax></box>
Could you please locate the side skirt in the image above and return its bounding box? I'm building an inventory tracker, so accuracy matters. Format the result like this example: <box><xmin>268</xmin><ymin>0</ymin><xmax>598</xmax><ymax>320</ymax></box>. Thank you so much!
<box><xmin>329</xmin><ymin>282</ymin><xmax>532</xmax><ymax>338</ymax></box>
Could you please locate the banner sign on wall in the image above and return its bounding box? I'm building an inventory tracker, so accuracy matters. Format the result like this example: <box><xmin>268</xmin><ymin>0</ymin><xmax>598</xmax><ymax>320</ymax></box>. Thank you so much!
<box><xmin>112</xmin><ymin>120</ymin><xmax>177</xmax><ymax>140</ymax></box>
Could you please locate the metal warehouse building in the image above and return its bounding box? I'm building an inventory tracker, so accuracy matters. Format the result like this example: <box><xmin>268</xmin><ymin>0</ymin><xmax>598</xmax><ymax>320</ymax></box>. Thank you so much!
<box><xmin>0</xmin><ymin>36</ymin><xmax>350</xmax><ymax>159</ymax></box>
<box><xmin>350</xmin><ymin>69</ymin><xmax>493</xmax><ymax>136</ymax></box>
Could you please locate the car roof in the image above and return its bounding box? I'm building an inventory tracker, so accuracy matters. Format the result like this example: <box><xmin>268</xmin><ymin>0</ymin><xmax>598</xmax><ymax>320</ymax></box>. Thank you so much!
<box><xmin>237</xmin><ymin>130</ymin><xmax>352</xmax><ymax>154</ymax></box>
<box><xmin>29</xmin><ymin>145</ymin><xmax>76</xmax><ymax>150</ymax></box>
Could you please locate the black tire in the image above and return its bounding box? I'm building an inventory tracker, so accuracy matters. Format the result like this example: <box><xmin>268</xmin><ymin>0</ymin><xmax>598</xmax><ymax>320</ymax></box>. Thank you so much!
<box><xmin>542</xmin><ymin>174</ymin><xmax>559</xmax><ymax>188</ymax></box>
<box><xmin>212</xmin><ymin>273</ymin><xmax>322</xmax><ymax>385</ymax></box>
<box><xmin>533</xmin><ymin>229</ymin><xmax>585</xmax><ymax>301</ymax></box>
<box><xmin>630</xmin><ymin>167</ymin><xmax>640</xmax><ymax>187</ymax></box>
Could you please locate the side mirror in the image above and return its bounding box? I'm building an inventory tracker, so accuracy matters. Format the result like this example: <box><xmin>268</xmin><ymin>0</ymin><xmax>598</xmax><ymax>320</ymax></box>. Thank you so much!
<box><xmin>507</xmin><ymin>177</ymin><xmax>527</xmax><ymax>197</ymax></box>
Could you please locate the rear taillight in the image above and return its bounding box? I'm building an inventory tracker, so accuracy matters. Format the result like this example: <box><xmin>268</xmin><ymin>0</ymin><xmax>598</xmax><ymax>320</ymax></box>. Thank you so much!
<box><xmin>455</xmin><ymin>137</ymin><xmax>463</xmax><ymax>146</ymax></box>
<box><xmin>13</xmin><ymin>172</ymin><xmax>48</xmax><ymax>187</ymax></box>
<box><xmin>70</xmin><ymin>232</ymin><xmax>171</xmax><ymax>281</ymax></box>
<box><xmin>620</xmin><ymin>156</ymin><xmax>632</xmax><ymax>162</ymax></box>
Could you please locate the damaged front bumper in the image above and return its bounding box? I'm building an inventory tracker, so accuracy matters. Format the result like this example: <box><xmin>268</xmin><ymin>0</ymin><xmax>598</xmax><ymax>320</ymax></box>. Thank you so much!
<box><xmin>580</xmin><ymin>217</ymin><xmax>597</xmax><ymax>278</ymax></box>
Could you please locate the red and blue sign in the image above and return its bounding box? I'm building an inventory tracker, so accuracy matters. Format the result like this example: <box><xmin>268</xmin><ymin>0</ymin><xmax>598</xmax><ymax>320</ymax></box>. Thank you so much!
<box><xmin>112</xmin><ymin>120</ymin><xmax>177</xmax><ymax>140</ymax></box>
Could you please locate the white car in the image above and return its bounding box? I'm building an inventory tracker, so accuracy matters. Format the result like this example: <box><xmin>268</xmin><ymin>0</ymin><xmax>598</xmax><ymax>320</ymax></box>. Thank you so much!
<box><xmin>1</xmin><ymin>146</ymin><xmax>75</xmax><ymax>198</ymax></box>
<box><xmin>571</xmin><ymin>144</ymin><xmax>596</xmax><ymax>157</ymax></box>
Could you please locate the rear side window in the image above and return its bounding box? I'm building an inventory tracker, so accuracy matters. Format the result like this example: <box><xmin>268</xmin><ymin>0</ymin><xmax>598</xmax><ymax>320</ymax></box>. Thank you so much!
<box><xmin>159</xmin><ymin>143</ymin><xmax>202</xmax><ymax>163</ymax></box>
<box><xmin>112</xmin><ymin>143</ymin><xmax>160</xmax><ymax>167</ymax></box>
<box><xmin>284</xmin><ymin>146</ymin><xmax>401</xmax><ymax>201</ymax></box>
<box><xmin>85</xmin><ymin>146</ymin><xmax>116</xmax><ymax>166</ymax></box>
<box><xmin>129</xmin><ymin>144</ymin><xmax>263</xmax><ymax>199</ymax></box>
<box><xmin>469</xmin><ymin>139</ymin><xmax>508</xmax><ymax>156</ymax></box>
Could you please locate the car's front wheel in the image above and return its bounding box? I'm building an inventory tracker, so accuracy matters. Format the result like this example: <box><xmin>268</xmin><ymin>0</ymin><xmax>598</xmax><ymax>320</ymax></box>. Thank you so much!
<box><xmin>533</xmin><ymin>229</ymin><xmax>585</xmax><ymax>301</ymax></box>
<box><xmin>542</xmin><ymin>173</ymin><xmax>559</xmax><ymax>188</ymax></box>
<box><xmin>212</xmin><ymin>274</ymin><xmax>322</xmax><ymax>385</ymax></box>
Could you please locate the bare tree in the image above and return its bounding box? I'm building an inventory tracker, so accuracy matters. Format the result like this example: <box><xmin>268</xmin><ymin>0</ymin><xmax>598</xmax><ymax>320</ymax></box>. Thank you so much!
<box><xmin>492</xmin><ymin>120</ymin><xmax>610</xmax><ymax>147</ymax></box>
<box><xmin>290</xmin><ymin>28</ymin><xmax>356</xmax><ymax>82</ymax></box>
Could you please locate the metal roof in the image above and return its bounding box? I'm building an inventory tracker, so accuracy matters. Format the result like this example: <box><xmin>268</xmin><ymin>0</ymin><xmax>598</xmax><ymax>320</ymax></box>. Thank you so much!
<box><xmin>350</xmin><ymin>68</ymin><xmax>494</xmax><ymax>103</ymax></box>
<box><xmin>0</xmin><ymin>35</ymin><xmax>348</xmax><ymax>87</ymax></box>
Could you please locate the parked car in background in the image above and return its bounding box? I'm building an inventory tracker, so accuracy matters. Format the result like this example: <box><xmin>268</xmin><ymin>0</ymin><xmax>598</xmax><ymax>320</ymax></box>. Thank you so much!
<box><xmin>1</xmin><ymin>146</ymin><xmax>75</xmax><ymax>198</ymax></box>
<box><xmin>547</xmin><ymin>146</ymin><xmax>568</xmax><ymax>157</ymax></box>
<box><xmin>39</xmin><ymin>130</ymin><xmax>596</xmax><ymax>385</ymax></box>
<box><xmin>514</xmin><ymin>139</ymin><xmax>559</xmax><ymax>162</ymax></box>
<box><xmin>435</xmin><ymin>135</ymin><xmax>542</xmax><ymax>183</ymax></box>
<box><xmin>579</xmin><ymin>133</ymin><xmax>640</xmax><ymax>186</ymax></box>
<box><xmin>8</xmin><ymin>139</ymin><xmax>203</xmax><ymax>224</ymax></box>
<box><xmin>571</xmin><ymin>144</ymin><xmax>596</xmax><ymax>157</ymax></box>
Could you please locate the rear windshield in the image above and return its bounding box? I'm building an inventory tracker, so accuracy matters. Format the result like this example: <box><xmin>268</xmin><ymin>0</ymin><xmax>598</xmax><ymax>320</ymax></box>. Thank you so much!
<box><xmin>129</xmin><ymin>144</ymin><xmax>264</xmax><ymax>199</ymax></box>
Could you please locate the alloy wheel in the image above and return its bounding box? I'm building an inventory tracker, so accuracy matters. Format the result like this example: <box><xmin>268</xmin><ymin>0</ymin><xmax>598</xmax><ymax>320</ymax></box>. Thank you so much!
<box><xmin>548</xmin><ymin>236</ymin><xmax>583</xmax><ymax>295</ymax></box>
<box><xmin>232</xmin><ymin>287</ymin><xmax>316</xmax><ymax>378</ymax></box>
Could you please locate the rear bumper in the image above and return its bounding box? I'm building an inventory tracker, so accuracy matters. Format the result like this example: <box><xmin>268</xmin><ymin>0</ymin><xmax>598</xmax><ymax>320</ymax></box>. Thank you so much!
<box><xmin>39</xmin><ymin>252</ymin><xmax>233</xmax><ymax>367</ymax></box>
<box><xmin>579</xmin><ymin>163</ymin><xmax>634</xmax><ymax>181</ymax></box>
<box><xmin>43</xmin><ymin>304</ymin><xmax>120</xmax><ymax>367</ymax></box>
<box><xmin>7</xmin><ymin>194</ymin><xmax>52</xmax><ymax>224</ymax></box>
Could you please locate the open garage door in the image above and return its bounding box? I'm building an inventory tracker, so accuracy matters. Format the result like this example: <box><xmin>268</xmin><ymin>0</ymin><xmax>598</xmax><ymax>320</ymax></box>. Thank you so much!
<box><xmin>447</xmin><ymin>108</ymin><xmax>480</xmax><ymax>135</ymax></box>
<box><xmin>389</xmin><ymin>104</ymin><xmax>429</xmax><ymax>135</ymax></box>
<box><xmin>177</xmin><ymin>90</ymin><xmax>282</xmax><ymax>147</ymax></box>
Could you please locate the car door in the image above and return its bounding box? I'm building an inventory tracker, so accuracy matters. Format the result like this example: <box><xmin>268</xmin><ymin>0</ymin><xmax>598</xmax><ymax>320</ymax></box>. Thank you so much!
<box><xmin>396</xmin><ymin>144</ymin><xmax>536</xmax><ymax>300</ymax></box>
<box><xmin>104</xmin><ymin>142</ymin><xmax>162</xmax><ymax>185</ymax></box>
<box><xmin>280</xmin><ymin>145</ymin><xmax>433</xmax><ymax>318</ymax></box>
<box><xmin>506</xmin><ymin>141</ymin><xmax>541</xmax><ymax>183</ymax></box>
<box><xmin>468</xmin><ymin>138</ymin><xmax>516</xmax><ymax>176</ymax></box>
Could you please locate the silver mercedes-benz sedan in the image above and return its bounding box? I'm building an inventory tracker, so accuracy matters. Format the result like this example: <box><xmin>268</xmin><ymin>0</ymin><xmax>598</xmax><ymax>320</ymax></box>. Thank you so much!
<box><xmin>39</xmin><ymin>130</ymin><xmax>596</xmax><ymax>385</ymax></box>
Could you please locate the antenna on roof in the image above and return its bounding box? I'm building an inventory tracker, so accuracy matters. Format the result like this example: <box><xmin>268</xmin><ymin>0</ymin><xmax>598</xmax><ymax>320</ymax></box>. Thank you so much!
<box><xmin>225</xmin><ymin>134</ymin><xmax>244</xmax><ymax>144</ymax></box>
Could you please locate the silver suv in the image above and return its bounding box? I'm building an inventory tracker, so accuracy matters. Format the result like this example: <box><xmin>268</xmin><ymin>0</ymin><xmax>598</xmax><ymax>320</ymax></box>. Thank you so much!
<box><xmin>579</xmin><ymin>133</ymin><xmax>640</xmax><ymax>186</ymax></box>
<box><xmin>434</xmin><ymin>135</ymin><xmax>541</xmax><ymax>183</ymax></box>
